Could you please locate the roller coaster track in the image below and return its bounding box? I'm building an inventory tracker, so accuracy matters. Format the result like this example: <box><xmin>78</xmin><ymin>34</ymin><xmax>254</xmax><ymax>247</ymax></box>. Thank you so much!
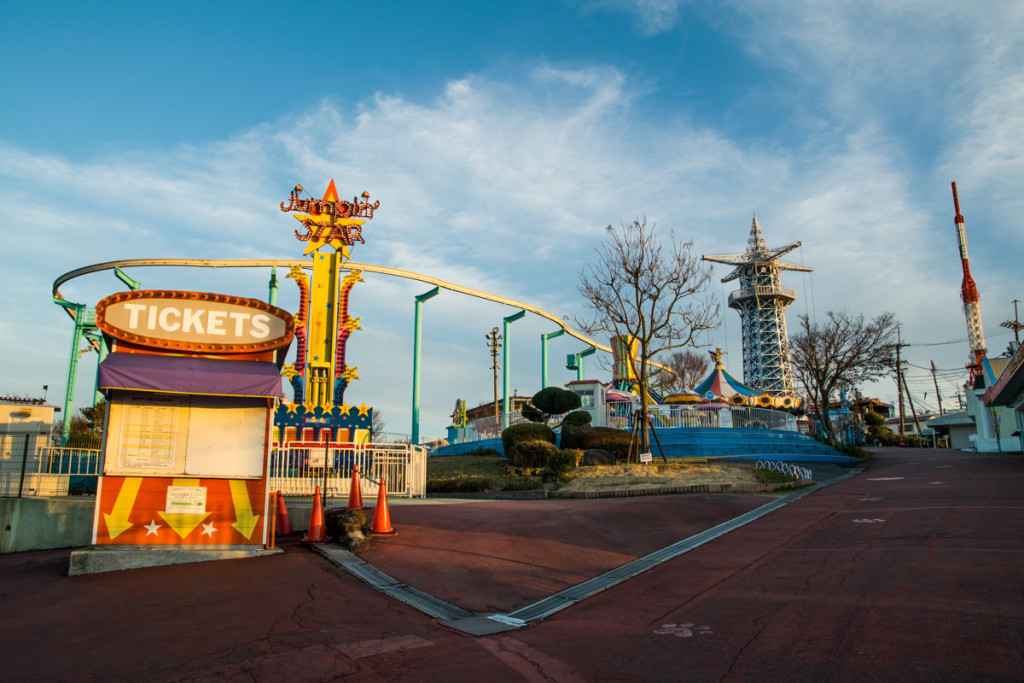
<box><xmin>52</xmin><ymin>257</ymin><xmax>626</xmax><ymax>359</ymax></box>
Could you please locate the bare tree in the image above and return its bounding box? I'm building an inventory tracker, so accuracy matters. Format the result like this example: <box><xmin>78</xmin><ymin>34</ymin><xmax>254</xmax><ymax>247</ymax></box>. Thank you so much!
<box><xmin>573</xmin><ymin>218</ymin><xmax>719</xmax><ymax>452</ymax></box>
<box><xmin>654</xmin><ymin>349</ymin><xmax>710</xmax><ymax>394</ymax></box>
<box><xmin>790</xmin><ymin>311</ymin><xmax>898</xmax><ymax>443</ymax></box>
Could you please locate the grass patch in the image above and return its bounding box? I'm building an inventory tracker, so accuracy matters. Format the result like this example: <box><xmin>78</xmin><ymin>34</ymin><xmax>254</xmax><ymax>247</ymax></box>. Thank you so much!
<box><xmin>426</xmin><ymin>455</ymin><xmax>543</xmax><ymax>493</ymax></box>
<box><xmin>427</xmin><ymin>455</ymin><xmax>508</xmax><ymax>478</ymax></box>
<box><xmin>751</xmin><ymin>467</ymin><xmax>799</xmax><ymax>484</ymax></box>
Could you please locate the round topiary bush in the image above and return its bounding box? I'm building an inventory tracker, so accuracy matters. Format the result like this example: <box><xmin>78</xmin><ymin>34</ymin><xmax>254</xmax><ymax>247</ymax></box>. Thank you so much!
<box><xmin>545</xmin><ymin>448</ymin><xmax>581</xmax><ymax>477</ymax></box>
<box><xmin>502</xmin><ymin>422</ymin><xmax>555</xmax><ymax>454</ymax></box>
<box><xmin>507</xmin><ymin>439</ymin><xmax>557</xmax><ymax>468</ymax></box>
<box><xmin>562</xmin><ymin>410</ymin><xmax>592</xmax><ymax>427</ymax></box>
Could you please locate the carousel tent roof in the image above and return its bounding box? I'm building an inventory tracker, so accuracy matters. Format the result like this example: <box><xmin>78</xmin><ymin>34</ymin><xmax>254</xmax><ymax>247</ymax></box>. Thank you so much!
<box><xmin>693</xmin><ymin>350</ymin><xmax>761</xmax><ymax>399</ymax></box>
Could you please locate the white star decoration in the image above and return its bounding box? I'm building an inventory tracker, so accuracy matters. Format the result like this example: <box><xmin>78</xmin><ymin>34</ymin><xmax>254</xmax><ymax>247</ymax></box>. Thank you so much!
<box><xmin>144</xmin><ymin>520</ymin><xmax>161</xmax><ymax>536</ymax></box>
<box><xmin>201</xmin><ymin>522</ymin><xmax>217</xmax><ymax>537</ymax></box>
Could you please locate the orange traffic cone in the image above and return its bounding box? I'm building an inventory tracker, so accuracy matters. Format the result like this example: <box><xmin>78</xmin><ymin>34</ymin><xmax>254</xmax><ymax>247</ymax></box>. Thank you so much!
<box><xmin>347</xmin><ymin>464</ymin><xmax>364</xmax><ymax>509</ymax></box>
<box><xmin>275</xmin><ymin>490</ymin><xmax>294</xmax><ymax>535</ymax></box>
<box><xmin>370</xmin><ymin>477</ymin><xmax>397</xmax><ymax>535</ymax></box>
<box><xmin>301</xmin><ymin>486</ymin><xmax>327</xmax><ymax>543</ymax></box>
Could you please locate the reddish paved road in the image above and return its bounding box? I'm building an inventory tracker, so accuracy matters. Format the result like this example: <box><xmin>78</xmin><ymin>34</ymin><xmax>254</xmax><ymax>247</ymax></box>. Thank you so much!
<box><xmin>2</xmin><ymin>448</ymin><xmax>1022</xmax><ymax>681</ymax></box>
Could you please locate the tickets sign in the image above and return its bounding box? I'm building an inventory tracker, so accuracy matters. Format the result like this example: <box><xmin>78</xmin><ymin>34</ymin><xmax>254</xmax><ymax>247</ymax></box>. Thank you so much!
<box><xmin>96</xmin><ymin>290</ymin><xmax>294</xmax><ymax>353</ymax></box>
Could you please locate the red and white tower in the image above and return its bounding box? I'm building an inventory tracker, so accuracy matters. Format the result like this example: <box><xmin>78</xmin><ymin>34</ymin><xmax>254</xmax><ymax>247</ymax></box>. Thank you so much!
<box><xmin>952</xmin><ymin>181</ymin><xmax>987</xmax><ymax>379</ymax></box>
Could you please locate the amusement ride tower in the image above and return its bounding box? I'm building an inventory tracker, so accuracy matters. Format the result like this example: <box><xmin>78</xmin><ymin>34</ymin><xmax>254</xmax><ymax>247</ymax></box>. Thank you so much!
<box><xmin>702</xmin><ymin>218</ymin><xmax>812</xmax><ymax>396</ymax></box>
<box><xmin>951</xmin><ymin>182</ymin><xmax>987</xmax><ymax>380</ymax></box>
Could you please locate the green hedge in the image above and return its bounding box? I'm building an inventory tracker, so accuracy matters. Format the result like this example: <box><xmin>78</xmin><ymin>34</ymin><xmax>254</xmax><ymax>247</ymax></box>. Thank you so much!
<box><xmin>562</xmin><ymin>410</ymin><xmax>592</xmax><ymax>427</ymax></box>
<box><xmin>545</xmin><ymin>449</ymin><xmax>580</xmax><ymax>477</ymax></box>
<box><xmin>561</xmin><ymin>426</ymin><xmax>633</xmax><ymax>460</ymax></box>
<box><xmin>507</xmin><ymin>440</ymin><xmax>557</xmax><ymax>468</ymax></box>
<box><xmin>502</xmin><ymin>422</ymin><xmax>555</xmax><ymax>453</ymax></box>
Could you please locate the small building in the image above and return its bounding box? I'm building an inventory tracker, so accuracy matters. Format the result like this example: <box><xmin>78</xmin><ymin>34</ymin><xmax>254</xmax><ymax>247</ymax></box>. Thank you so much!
<box><xmin>926</xmin><ymin>411</ymin><xmax>976</xmax><ymax>450</ymax></box>
<box><xmin>465</xmin><ymin>394</ymin><xmax>531</xmax><ymax>422</ymax></box>
<box><xmin>969</xmin><ymin>352</ymin><xmax>1021</xmax><ymax>452</ymax></box>
<box><xmin>982</xmin><ymin>342</ymin><xmax>1024</xmax><ymax>452</ymax></box>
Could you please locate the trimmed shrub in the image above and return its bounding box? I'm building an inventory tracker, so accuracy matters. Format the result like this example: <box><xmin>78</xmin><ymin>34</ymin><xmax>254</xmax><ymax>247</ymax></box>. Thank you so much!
<box><xmin>502</xmin><ymin>422</ymin><xmax>555</xmax><ymax>453</ymax></box>
<box><xmin>464</xmin><ymin>446</ymin><xmax>500</xmax><ymax>457</ymax></box>
<box><xmin>507</xmin><ymin>439</ymin><xmax>557</xmax><ymax>468</ymax></box>
<box><xmin>531</xmin><ymin>386</ymin><xmax>582</xmax><ymax>417</ymax></box>
<box><xmin>521</xmin><ymin>404</ymin><xmax>546</xmax><ymax>422</ymax></box>
<box><xmin>568</xmin><ymin>427</ymin><xmax>633</xmax><ymax>461</ymax></box>
<box><xmin>558</xmin><ymin>424</ymin><xmax>587</xmax><ymax>450</ymax></box>
<box><xmin>546</xmin><ymin>449</ymin><xmax>581</xmax><ymax>477</ymax></box>
<box><xmin>562</xmin><ymin>410</ymin><xmax>592</xmax><ymax>427</ymax></box>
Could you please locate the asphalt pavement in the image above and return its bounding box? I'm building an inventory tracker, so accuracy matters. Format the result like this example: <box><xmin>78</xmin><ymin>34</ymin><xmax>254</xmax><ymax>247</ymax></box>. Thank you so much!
<box><xmin>1</xmin><ymin>447</ymin><xmax>1022</xmax><ymax>681</ymax></box>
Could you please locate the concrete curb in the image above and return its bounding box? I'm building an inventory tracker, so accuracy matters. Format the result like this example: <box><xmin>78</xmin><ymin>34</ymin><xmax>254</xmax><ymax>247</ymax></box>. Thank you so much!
<box><xmin>548</xmin><ymin>479</ymin><xmax>813</xmax><ymax>499</ymax></box>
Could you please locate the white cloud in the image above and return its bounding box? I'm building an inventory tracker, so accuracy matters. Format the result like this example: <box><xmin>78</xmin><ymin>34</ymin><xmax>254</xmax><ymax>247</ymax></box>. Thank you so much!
<box><xmin>574</xmin><ymin>0</ymin><xmax>691</xmax><ymax>35</ymax></box>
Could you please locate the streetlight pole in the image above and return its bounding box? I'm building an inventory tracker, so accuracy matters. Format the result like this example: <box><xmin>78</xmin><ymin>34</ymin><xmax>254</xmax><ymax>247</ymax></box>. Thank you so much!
<box><xmin>411</xmin><ymin>287</ymin><xmax>440</xmax><ymax>446</ymax></box>
<box><xmin>486</xmin><ymin>327</ymin><xmax>502</xmax><ymax>421</ymax></box>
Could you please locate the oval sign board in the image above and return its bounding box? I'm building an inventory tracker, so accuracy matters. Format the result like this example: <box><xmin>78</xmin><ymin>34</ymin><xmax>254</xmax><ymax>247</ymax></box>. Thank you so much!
<box><xmin>96</xmin><ymin>290</ymin><xmax>294</xmax><ymax>353</ymax></box>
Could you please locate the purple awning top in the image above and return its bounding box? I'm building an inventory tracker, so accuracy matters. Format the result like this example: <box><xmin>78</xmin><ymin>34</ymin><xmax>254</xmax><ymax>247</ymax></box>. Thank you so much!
<box><xmin>98</xmin><ymin>352</ymin><xmax>284</xmax><ymax>399</ymax></box>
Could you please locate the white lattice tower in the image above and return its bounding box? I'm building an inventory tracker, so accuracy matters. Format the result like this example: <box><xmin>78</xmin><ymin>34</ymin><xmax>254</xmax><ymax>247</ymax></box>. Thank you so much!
<box><xmin>702</xmin><ymin>218</ymin><xmax>813</xmax><ymax>395</ymax></box>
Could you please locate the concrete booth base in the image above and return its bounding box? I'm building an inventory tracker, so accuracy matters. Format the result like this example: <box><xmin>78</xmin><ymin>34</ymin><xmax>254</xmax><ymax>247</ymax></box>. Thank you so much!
<box><xmin>68</xmin><ymin>545</ymin><xmax>283</xmax><ymax>576</ymax></box>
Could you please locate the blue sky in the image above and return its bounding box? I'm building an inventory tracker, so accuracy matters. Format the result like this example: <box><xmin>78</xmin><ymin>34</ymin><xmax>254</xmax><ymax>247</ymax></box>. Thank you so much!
<box><xmin>2</xmin><ymin>1</ymin><xmax>1022</xmax><ymax>438</ymax></box>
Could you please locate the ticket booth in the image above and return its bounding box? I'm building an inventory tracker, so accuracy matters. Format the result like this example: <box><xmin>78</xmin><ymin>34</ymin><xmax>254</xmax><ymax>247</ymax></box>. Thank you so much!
<box><xmin>71</xmin><ymin>290</ymin><xmax>294</xmax><ymax>574</ymax></box>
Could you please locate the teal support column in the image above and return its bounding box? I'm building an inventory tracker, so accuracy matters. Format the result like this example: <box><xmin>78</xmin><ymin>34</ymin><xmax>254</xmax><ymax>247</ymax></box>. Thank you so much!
<box><xmin>268</xmin><ymin>267</ymin><xmax>279</xmax><ymax>306</ymax></box>
<box><xmin>114</xmin><ymin>268</ymin><xmax>141</xmax><ymax>291</ymax></box>
<box><xmin>502</xmin><ymin>310</ymin><xmax>527</xmax><ymax>427</ymax></box>
<box><xmin>55</xmin><ymin>301</ymin><xmax>88</xmax><ymax>446</ymax></box>
<box><xmin>411</xmin><ymin>287</ymin><xmax>441</xmax><ymax>446</ymax></box>
<box><xmin>575</xmin><ymin>347</ymin><xmax>597</xmax><ymax>381</ymax></box>
<box><xmin>540</xmin><ymin>329</ymin><xmax>565</xmax><ymax>388</ymax></box>
<box><xmin>85</xmin><ymin>331</ymin><xmax>109</xmax><ymax>407</ymax></box>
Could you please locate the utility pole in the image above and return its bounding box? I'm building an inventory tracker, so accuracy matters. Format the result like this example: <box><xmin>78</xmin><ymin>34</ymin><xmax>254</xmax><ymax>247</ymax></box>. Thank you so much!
<box><xmin>895</xmin><ymin>328</ymin><xmax>906</xmax><ymax>435</ymax></box>
<box><xmin>900</xmin><ymin>369</ymin><xmax>923</xmax><ymax>443</ymax></box>
<box><xmin>486</xmin><ymin>327</ymin><xmax>502</xmax><ymax>421</ymax></box>
<box><xmin>1001</xmin><ymin>299</ymin><xmax>1022</xmax><ymax>345</ymax></box>
<box><xmin>930</xmin><ymin>360</ymin><xmax>944</xmax><ymax>416</ymax></box>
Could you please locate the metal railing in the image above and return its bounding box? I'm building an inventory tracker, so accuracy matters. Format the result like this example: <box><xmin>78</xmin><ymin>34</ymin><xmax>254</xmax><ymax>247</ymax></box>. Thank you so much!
<box><xmin>1</xmin><ymin>433</ymin><xmax>426</xmax><ymax>499</ymax></box>
<box><xmin>269</xmin><ymin>442</ymin><xmax>428</xmax><ymax>499</ymax></box>
<box><xmin>0</xmin><ymin>434</ymin><xmax>101</xmax><ymax>497</ymax></box>
<box><xmin>446</xmin><ymin>402</ymin><xmax>798</xmax><ymax>449</ymax></box>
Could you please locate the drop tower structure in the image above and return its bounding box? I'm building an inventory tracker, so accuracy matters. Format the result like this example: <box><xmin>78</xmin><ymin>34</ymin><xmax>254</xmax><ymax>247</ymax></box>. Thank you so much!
<box><xmin>702</xmin><ymin>218</ymin><xmax>812</xmax><ymax>397</ymax></box>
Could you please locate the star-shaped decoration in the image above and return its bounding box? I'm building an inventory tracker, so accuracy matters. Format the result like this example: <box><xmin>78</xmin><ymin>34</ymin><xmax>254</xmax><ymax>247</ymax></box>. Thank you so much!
<box><xmin>337</xmin><ymin>403</ymin><xmax>351</xmax><ymax>416</ymax></box>
<box><xmin>292</xmin><ymin>182</ymin><xmax>366</xmax><ymax>257</ymax></box>
<box><xmin>356</xmin><ymin>403</ymin><xmax>371</xmax><ymax>417</ymax></box>
<box><xmin>145</xmin><ymin>519</ymin><xmax>161</xmax><ymax>536</ymax></box>
<box><xmin>201</xmin><ymin>522</ymin><xmax>217</xmax><ymax>537</ymax></box>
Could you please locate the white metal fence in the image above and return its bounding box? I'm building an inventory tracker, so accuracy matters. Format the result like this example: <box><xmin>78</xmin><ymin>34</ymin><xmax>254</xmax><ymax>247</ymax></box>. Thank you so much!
<box><xmin>269</xmin><ymin>442</ymin><xmax>428</xmax><ymax>499</ymax></box>
<box><xmin>1</xmin><ymin>433</ymin><xmax>427</xmax><ymax>499</ymax></box>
